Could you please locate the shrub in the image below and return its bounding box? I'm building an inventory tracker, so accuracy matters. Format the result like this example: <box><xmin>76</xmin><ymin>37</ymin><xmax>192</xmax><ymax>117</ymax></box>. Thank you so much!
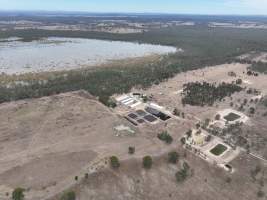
<box><xmin>249</xmin><ymin>107</ymin><xmax>255</xmax><ymax>114</ymax></box>
<box><xmin>168</xmin><ymin>151</ymin><xmax>179</xmax><ymax>164</ymax></box>
<box><xmin>128</xmin><ymin>146</ymin><xmax>135</xmax><ymax>155</ymax></box>
<box><xmin>215</xmin><ymin>114</ymin><xmax>221</xmax><ymax>120</ymax></box>
<box><xmin>142</xmin><ymin>96</ymin><xmax>148</xmax><ymax>102</ymax></box>
<box><xmin>175</xmin><ymin>162</ymin><xmax>190</xmax><ymax>183</ymax></box>
<box><xmin>236</xmin><ymin>79</ymin><xmax>242</xmax><ymax>85</ymax></box>
<box><xmin>143</xmin><ymin>156</ymin><xmax>153</xmax><ymax>169</ymax></box>
<box><xmin>205</xmin><ymin>135</ymin><xmax>212</xmax><ymax>142</ymax></box>
<box><xmin>185</xmin><ymin>129</ymin><xmax>192</xmax><ymax>138</ymax></box>
<box><xmin>183</xmin><ymin>161</ymin><xmax>190</xmax><ymax>171</ymax></box>
<box><xmin>180</xmin><ymin>137</ymin><xmax>186</xmax><ymax>145</ymax></box>
<box><xmin>173</xmin><ymin>108</ymin><xmax>180</xmax><ymax>116</ymax></box>
<box><xmin>203</xmin><ymin>118</ymin><xmax>210</xmax><ymax>128</ymax></box>
<box><xmin>60</xmin><ymin>191</ymin><xmax>76</xmax><ymax>200</ymax></box>
<box><xmin>110</xmin><ymin>156</ymin><xmax>120</xmax><ymax>169</ymax></box>
<box><xmin>175</xmin><ymin>169</ymin><xmax>188</xmax><ymax>183</ymax></box>
<box><xmin>12</xmin><ymin>188</ymin><xmax>25</xmax><ymax>200</ymax></box>
<box><xmin>157</xmin><ymin>131</ymin><xmax>173</xmax><ymax>144</ymax></box>
<box><xmin>257</xmin><ymin>190</ymin><xmax>265</xmax><ymax>198</ymax></box>
<box><xmin>107</xmin><ymin>99</ymin><xmax>117</xmax><ymax>108</ymax></box>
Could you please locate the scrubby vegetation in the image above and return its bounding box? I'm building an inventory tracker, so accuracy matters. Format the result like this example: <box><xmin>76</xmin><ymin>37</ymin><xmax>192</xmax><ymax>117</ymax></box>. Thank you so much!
<box><xmin>157</xmin><ymin>131</ymin><xmax>173</xmax><ymax>144</ymax></box>
<box><xmin>249</xmin><ymin>61</ymin><xmax>267</xmax><ymax>74</ymax></box>
<box><xmin>175</xmin><ymin>162</ymin><xmax>191</xmax><ymax>183</ymax></box>
<box><xmin>143</xmin><ymin>156</ymin><xmax>153</xmax><ymax>169</ymax></box>
<box><xmin>263</xmin><ymin>98</ymin><xmax>267</xmax><ymax>107</ymax></box>
<box><xmin>12</xmin><ymin>188</ymin><xmax>25</xmax><ymax>200</ymax></box>
<box><xmin>110</xmin><ymin>156</ymin><xmax>120</xmax><ymax>169</ymax></box>
<box><xmin>60</xmin><ymin>191</ymin><xmax>76</xmax><ymax>200</ymax></box>
<box><xmin>128</xmin><ymin>146</ymin><xmax>135</xmax><ymax>154</ymax></box>
<box><xmin>168</xmin><ymin>151</ymin><xmax>179</xmax><ymax>164</ymax></box>
<box><xmin>182</xmin><ymin>81</ymin><xmax>243</xmax><ymax>106</ymax></box>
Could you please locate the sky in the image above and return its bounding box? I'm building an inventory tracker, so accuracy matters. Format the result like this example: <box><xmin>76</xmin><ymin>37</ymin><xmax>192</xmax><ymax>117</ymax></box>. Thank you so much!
<box><xmin>0</xmin><ymin>0</ymin><xmax>267</xmax><ymax>15</ymax></box>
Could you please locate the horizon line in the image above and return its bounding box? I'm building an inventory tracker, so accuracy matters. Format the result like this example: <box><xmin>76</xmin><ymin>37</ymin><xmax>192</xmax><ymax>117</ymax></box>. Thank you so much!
<box><xmin>0</xmin><ymin>9</ymin><xmax>267</xmax><ymax>17</ymax></box>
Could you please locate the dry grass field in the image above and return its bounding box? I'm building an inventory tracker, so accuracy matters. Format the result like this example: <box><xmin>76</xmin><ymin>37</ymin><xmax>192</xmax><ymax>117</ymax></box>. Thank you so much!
<box><xmin>0</xmin><ymin>91</ymin><xmax>189</xmax><ymax>200</ymax></box>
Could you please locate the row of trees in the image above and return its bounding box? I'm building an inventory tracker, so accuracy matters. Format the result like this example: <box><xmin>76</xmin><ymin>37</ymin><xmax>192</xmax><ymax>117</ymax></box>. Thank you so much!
<box><xmin>109</xmin><ymin>155</ymin><xmax>153</xmax><ymax>169</ymax></box>
<box><xmin>11</xmin><ymin>188</ymin><xmax>76</xmax><ymax>200</ymax></box>
<box><xmin>110</xmin><ymin>149</ymin><xmax>180</xmax><ymax>169</ymax></box>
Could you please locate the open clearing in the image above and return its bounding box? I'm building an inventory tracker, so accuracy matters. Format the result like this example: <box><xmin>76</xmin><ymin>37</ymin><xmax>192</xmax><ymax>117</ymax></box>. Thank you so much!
<box><xmin>0</xmin><ymin>91</ymin><xmax>189</xmax><ymax>200</ymax></box>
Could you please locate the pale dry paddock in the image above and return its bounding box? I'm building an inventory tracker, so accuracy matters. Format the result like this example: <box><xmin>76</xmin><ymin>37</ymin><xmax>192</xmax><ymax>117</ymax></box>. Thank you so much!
<box><xmin>50</xmin><ymin>148</ymin><xmax>266</xmax><ymax>200</ymax></box>
<box><xmin>0</xmin><ymin>91</ymin><xmax>188</xmax><ymax>200</ymax></box>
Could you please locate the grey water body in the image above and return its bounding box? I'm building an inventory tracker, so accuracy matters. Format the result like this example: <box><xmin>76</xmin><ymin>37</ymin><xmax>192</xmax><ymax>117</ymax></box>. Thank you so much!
<box><xmin>0</xmin><ymin>37</ymin><xmax>177</xmax><ymax>74</ymax></box>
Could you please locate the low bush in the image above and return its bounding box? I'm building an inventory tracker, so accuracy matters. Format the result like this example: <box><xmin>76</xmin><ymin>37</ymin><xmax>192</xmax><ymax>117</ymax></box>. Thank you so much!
<box><xmin>143</xmin><ymin>156</ymin><xmax>153</xmax><ymax>169</ymax></box>
<box><xmin>60</xmin><ymin>191</ymin><xmax>76</xmax><ymax>200</ymax></box>
<box><xmin>168</xmin><ymin>151</ymin><xmax>179</xmax><ymax>164</ymax></box>
<box><xmin>110</xmin><ymin>156</ymin><xmax>120</xmax><ymax>169</ymax></box>
<box><xmin>158</xmin><ymin>131</ymin><xmax>173</xmax><ymax>144</ymax></box>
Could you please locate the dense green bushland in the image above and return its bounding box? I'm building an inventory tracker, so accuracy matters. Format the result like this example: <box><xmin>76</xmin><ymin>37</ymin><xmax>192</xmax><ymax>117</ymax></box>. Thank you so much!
<box><xmin>182</xmin><ymin>81</ymin><xmax>243</xmax><ymax>106</ymax></box>
<box><xmin>250</xmin><ymin>61</ymin><xmax>267</xmax><ymax>74</ymax></box>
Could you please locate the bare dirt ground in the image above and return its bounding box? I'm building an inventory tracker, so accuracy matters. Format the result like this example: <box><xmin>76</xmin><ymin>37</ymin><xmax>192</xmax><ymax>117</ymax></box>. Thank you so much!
<box><xmin>50</xmin><ymin>148</ymin><xmax>267</xmax><ymax>200</ymax></box>
<box><xmin>0</xmin><ymin>91</ymin><xmax>189</xmax><ymax>200</ymax></box>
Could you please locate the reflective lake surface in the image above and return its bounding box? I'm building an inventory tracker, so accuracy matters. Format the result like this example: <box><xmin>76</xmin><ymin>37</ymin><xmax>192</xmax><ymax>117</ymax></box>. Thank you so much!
<box><xmin>0</xmin><ymin>37</ymin><xmax>177</xmax><ymax>74</ymax></box>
